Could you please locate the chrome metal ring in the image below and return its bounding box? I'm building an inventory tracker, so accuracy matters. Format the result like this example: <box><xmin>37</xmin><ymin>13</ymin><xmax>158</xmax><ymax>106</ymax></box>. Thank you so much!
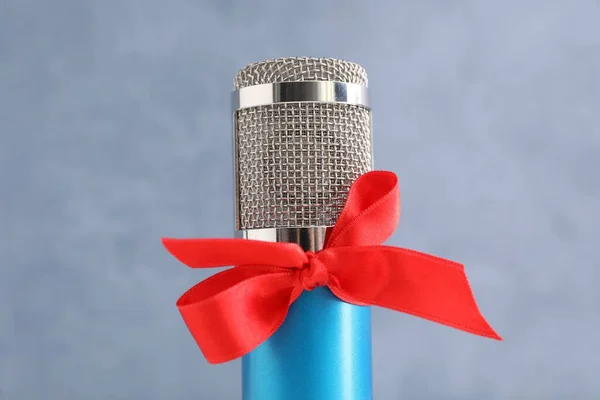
<box><xmin>232</xmin><ymin>81</ymin><xmax>370</xmax><ymax>110</ymax></box>
<box><xmin>237</xmin><ymin>227</ymin><xmax>329</xmax><ymax>252</ymax></box>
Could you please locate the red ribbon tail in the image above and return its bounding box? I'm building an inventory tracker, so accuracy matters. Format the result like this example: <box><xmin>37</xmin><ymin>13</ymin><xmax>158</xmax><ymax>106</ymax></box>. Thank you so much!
<box><xmin>321</xmin><ymin>246</ymin><xmax>502</xmax><ymax>340</ymax></box>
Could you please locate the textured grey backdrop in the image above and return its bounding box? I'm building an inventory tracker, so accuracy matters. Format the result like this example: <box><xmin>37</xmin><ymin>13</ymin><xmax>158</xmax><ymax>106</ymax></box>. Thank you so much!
<box><xmin>1</xmin><ymin>0</ymin><xmax>599</xmax><ymax>399</ymax></box>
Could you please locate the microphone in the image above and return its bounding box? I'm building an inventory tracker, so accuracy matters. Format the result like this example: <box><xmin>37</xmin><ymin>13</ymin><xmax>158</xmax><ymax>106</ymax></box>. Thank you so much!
<box><xmin>232</xmin><ymin>57</ymin><xmax>374</xmax><ymax>400</ymax></box>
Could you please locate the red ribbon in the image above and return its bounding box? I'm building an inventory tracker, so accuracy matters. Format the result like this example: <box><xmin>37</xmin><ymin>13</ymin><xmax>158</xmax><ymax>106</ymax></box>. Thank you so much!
<box><xmin>163</xmin><ymin>171</ymin><xmax>501</xmax><ymax>364</ymax></box>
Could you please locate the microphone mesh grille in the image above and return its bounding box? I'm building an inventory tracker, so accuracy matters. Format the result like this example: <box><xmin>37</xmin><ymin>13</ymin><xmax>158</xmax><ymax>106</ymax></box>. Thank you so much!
<box><xmin>234</xmin><ymin>57</ymin><xmax>368</xmax><ymax>89</ymax></box>
<box><xmin>234</xmin><ymin>58</ymin><xmax>373</xmax><ymax>230</ymax></box>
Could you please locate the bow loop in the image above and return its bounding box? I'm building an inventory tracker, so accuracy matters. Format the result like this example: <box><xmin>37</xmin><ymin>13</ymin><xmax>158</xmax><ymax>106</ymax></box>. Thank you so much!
<box><xmin>327</xmin><ymin>171</ymin><xmax>400</xmax><ymax>248</ymax></box>
<box><xmin>162</xmin><ymin>238</ymin><xmax>307</xmax><ymax>269</ymax></box>
<box><xmin>163</xmin><ymin>170</ymin><xmax>501</xmax><ymax>364</ymax></box>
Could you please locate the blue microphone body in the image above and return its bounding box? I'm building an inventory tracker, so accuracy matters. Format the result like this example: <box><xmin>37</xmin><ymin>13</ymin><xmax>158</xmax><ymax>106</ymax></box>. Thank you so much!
<box><xmin>242</xmin><ymin>289</ymin><xmax>372</xmax><ymax>400</ymax></box>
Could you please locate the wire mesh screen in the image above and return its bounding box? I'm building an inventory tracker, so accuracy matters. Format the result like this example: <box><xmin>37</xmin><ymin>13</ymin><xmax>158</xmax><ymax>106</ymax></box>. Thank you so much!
<box><xmin>234</xmin><ymin>58</ymin><xmax>373</xmax><ymax>230</ymax></box>
<box><xmin>234</xmin><ymin>57</ymin><xmax>368</xmax><ymax>89</ymax></box>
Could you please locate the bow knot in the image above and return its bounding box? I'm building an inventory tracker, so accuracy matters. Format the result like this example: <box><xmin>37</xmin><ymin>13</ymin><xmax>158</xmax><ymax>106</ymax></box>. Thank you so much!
<box><xmin>299</xmin><ymin>252</ymin><xmax>329</xmax><ymax>291</ymax></box>
<box><xmin>163</xmin><ymin>170</ymin><xmax>501</xmax><ymax>364</ymax></box>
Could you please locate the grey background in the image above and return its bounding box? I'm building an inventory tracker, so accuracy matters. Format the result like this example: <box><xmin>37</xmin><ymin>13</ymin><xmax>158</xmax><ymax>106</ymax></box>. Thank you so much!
<box><xmin>1</xmin><ymin>0</ymin><xmax>599</xmax><ymax>399</ymax></box>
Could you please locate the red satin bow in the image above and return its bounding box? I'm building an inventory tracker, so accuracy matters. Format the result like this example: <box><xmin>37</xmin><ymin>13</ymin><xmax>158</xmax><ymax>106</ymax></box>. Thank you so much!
<box><xmin>163</xmin><ymin>171</ymin><xmax>501</xmax><ymax>364</ymax></box>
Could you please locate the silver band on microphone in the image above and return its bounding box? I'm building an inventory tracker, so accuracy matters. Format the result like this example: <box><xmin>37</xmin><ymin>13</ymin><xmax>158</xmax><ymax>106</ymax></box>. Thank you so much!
<box><xmin>232</xmin><ymin>81</ymin><xmax>370</xmax><ymax>110</ymax></box>
<box><xmin>239</xmin><ymin>227</ymin><xmax>328</xmax><ymax>252</ymax></box>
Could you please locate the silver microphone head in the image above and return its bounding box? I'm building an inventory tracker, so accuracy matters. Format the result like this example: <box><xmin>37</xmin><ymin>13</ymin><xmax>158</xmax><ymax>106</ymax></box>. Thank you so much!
<box><xmin>232</xmin><ymin>57</ymin><xmax>373</xmax><ymax>248</ymax></box>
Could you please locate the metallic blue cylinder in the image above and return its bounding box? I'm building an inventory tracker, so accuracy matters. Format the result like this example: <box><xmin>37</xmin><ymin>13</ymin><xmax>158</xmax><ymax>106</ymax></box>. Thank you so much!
<box><xmin>242</xmin><ymin>286</ymin><xmax>372</xmax><ymax>400</ymax></box>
